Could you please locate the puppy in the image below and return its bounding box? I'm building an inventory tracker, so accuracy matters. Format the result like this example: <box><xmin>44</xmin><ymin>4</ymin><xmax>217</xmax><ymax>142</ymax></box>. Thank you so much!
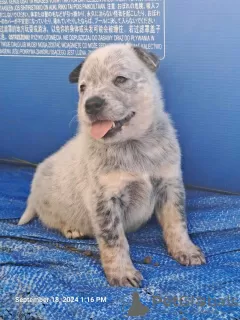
<box><xmin>19</xmin><ymin>44</ymin><xmax>205</xmax><ymax>287</ymax></box>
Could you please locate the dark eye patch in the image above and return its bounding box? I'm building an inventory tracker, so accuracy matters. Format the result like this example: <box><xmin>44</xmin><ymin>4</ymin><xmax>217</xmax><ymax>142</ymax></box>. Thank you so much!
<box><xmin>114</xmin><ymin>76</ymin><xmax>128</xmax><ymax>86</ymax></box>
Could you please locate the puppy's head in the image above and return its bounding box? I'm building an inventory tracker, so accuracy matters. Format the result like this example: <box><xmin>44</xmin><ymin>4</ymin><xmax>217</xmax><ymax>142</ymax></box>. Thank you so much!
<box><xmin>69</xmin><ymin>44</ymin><xmax>162</xmax><ymax>143</ymax></box>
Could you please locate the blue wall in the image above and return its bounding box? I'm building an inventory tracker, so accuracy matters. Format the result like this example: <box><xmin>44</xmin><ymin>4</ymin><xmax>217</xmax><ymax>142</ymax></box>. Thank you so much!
<box><xmin>1</xmin><ymin>0</ymin><xmax>240</xmax><ymax>192</ymax></box>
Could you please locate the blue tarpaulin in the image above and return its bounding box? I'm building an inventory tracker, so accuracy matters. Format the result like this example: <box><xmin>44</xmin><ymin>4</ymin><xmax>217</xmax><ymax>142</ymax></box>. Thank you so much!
<box><xmin>1</xmin><ymin>164</ymin><xmax>240</xmax><ymax>319</ymax></box>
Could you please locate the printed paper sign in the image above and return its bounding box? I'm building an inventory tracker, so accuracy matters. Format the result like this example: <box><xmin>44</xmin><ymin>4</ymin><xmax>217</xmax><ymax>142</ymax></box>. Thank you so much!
<box><xmin>0</xmin><ymin>0</ymin><xmax>165</xmax><ymax>58</ymax></box>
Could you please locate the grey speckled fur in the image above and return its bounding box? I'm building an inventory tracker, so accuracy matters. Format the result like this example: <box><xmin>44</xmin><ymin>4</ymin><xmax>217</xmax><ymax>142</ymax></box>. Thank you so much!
<box><xmin>19</xmin><ymin>44</ymin><xmax>205</xmax><ymax>287</ymax></box>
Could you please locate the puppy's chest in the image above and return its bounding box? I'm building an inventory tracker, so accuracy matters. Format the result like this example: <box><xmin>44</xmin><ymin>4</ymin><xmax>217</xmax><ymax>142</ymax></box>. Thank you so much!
<box><xmin>89</xmin><ymin>140</ymin><xmax>166</xmax><ymax>194</ymax></box>
<box><xmin>103</xmin><ymin>142</ymin><xmax>163</xmax><ymax>175</ymax></box>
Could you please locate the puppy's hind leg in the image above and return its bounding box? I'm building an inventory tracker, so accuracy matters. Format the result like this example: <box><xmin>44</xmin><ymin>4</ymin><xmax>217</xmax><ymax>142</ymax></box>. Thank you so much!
<box><xmin>62</xmin><ymin>228</ymin><xmax>87</xmax><ymax>239</ymax></box>
<box><xmin>155</xmin><ymin>177</ymin><xmax>206</xmax><ymax>266</ymax></box>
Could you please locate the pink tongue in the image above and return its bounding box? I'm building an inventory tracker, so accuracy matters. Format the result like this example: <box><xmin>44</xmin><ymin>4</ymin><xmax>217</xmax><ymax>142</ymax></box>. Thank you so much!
<box><xmin>91</xmin><ymin>120</ymin><xmax>113</xmax><ymax>139</ymax></box>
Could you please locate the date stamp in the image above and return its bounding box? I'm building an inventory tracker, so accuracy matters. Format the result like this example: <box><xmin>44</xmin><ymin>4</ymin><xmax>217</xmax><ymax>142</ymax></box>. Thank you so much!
<box><xmin>15</xmin><ymin>296</ymin><xmax>107</xmax><ymax>304</ymax></box>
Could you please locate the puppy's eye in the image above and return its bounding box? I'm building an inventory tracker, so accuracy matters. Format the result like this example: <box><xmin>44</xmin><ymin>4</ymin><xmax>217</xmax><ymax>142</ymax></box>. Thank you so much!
<box><xmin>114</xmin><ymin>76</ymin><xmax>128</xmax><ymax>86</ymax></box>
<box><xmin>80</xmin><ymin>84</ymin><xmax>86</xmax><ymax>93</ymax></box>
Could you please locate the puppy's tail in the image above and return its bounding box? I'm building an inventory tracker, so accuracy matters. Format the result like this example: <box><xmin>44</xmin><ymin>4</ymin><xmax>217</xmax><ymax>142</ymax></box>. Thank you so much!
<box><xmin>18</xmin><ymin>205</ymin><xmax>36</xmax><ymax>225</ymax></box>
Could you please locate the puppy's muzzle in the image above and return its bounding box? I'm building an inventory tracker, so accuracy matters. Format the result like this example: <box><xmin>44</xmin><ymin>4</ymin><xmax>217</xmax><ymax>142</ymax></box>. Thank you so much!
<box><xmin>85</xmin><ymin>96</ymin><xmax>105</xmax><ymax>115</ymax></box>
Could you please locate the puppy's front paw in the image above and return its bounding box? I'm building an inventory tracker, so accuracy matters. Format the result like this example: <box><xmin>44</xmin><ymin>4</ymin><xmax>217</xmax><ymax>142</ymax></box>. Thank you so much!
<box><xmin>172</xmin><ymin>245</ymin><xmax>206</xmax><ymax>266</ymax></box>
<box><xmin>106</xmin><ymin>265</ymin><xmax>143</xmax><ymax>287</ymax></box>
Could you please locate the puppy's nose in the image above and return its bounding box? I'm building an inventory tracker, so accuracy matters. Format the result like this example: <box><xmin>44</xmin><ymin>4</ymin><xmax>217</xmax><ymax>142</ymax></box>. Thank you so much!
<box><xmin>85</xmin><ymin>96</ymin><xmax>105</xmax><ymax>115</ymax></box>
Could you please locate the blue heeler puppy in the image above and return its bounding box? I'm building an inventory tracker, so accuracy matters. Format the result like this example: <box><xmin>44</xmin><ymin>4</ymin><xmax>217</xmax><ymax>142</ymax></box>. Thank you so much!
<box><xmin>19</xmin><ymin>44</ymin><xmax>205</xmax><ymax>287</ymax></box>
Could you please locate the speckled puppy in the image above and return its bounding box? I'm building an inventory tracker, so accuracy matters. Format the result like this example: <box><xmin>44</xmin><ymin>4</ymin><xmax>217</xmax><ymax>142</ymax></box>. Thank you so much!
<box><xmin>19</xmin><ymin>44</ymin><xmax>205</xmax><ymax>287</ymax></box>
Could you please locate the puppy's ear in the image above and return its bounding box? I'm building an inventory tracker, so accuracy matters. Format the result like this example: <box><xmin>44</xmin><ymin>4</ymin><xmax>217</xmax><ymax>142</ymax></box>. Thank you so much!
<box><xmin>69</xmin><ymin>61</ymin><xmax>84</xmax><ymax>83</ymax></box>
<box><xmin>133</xmin><ymin>46</ymin><xmax>160</xmax><ymax>72</ymax></box>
